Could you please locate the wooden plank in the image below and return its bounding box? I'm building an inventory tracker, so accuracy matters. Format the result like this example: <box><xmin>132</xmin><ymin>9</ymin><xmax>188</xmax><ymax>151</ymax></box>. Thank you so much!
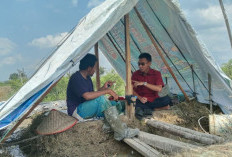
<box><xmin>138</xmin><ymin>131</ymin><xmax>197</xmax><ymax>153</ymax></box>
<box><xmin>94</xmin><ymin>43</ymin><xmax>100</xmax><ymax>90</ymax></box>
<box><xmin>145</xmin><ymin>119</ymin><xmax>224</xmax><ymax>144</ymax></box>
<box><xmin>0</xmin><ymin>78</ymin><xmax>62</xmax><ymax>144</ymax></box>
<box><xmin>124</xmin><ymin>138</ymin><xmax>160</xmax><ymax>157</ymax></box>
<box><xmin>124</xmin><ymin>14</ymin><xmax>134</xmax><ymax>119</ymax></box>
<box><xmin>134</xmin><ymin>7</ymin><xmax>189</xmax><ymax>101</ymax></box>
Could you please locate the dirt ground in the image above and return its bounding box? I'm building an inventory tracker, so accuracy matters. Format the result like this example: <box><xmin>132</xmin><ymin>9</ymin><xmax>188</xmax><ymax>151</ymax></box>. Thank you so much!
<box><xmin>2</xmin><ymin>100</ymin><xmax>232</xmax><ymax>157</ymax></box>
<box><xmin>0</xmin><ymin>86</ymin><xmax>12</xmax><ymax>102</ymax></box>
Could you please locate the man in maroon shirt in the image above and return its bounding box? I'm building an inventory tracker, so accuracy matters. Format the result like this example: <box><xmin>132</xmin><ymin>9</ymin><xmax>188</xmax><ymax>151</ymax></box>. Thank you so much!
<box><xmin>132</xmin><ymin>53</ymin><xmax>171</xmax><ymax>119</ymax></box>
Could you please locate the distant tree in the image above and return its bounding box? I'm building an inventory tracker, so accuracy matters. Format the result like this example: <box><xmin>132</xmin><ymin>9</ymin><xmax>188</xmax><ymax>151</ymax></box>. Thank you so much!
<box><xmin>99</xmin><ymin>67</ymin><xmax>106</xmax><ymax>76</ymax></box>
<box><xmin>221</xmin><ymin>59</ymin><xmax>232</xmax><ymax>79</ymax></box>
<box><xmin>9</xmin><ymin>69</ymin><xmax>27</xmax><ymax>81</ymax></box>
<box><xmin>5</xmin><ymin>69</ymin><xmax>29</xmax><ymax>99</ymax></box>
<box><xmin>9</xmin><ymin>73</ymin><xmax>19</xmax><ymax>80</ymax></box>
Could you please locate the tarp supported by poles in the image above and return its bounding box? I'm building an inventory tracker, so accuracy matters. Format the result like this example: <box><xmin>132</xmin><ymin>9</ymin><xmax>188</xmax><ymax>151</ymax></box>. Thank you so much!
<box><xmin>1</xmin><ymin>0</ymin><xmax>232</xmax><ymax>142</ymax></box>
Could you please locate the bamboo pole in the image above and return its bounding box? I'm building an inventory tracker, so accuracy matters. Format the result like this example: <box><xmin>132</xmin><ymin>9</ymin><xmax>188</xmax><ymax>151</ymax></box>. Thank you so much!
<box><xmin>0</xmin><ymin>78</ymin><xmax>62</xmax><ymax>144</ymax></box>
<box><xmin>145</xmin><ymin>119</ymin><xmax>224</xmax><ymax>144</ymax></box>
<box><xmin>219</xmin><ymin>0</ymin><xmax>232</xmax><ymax>49</ymax></box>
<box><xmin>138</xmin><ymin>131</ymin><xmax>197</xmax><ymax>152</ymax></box>
<box><xmin>208</xmin><ymin>73</ymin><xmax>213</xmax><ymax>113</ymax></box>
<box><xmin>124</xmin><ymin>14</ymin><xmax>134</xmax><ymax>119</ymax></box>
<box><xmin>190</xmin><ymin>65</ymin><xmax>196</xmax><ymax>97</ymax></box>
<box><xmin>94</xmin><ymin>43</ymin><xmax>101</xmax><ymax>90</ymax></box>
<box><xmin>134</xmin><ymin>7</ymin><xmax>189</xmax><ymax>101</ymax></box>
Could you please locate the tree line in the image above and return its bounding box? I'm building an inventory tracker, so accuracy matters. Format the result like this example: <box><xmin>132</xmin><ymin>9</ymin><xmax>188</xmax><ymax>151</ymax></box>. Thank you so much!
<box><xmin>0</xmin><ymin>67</ymin><xmax>125</xmax><ymax>102</ymax></box>
<box><xmin>1</xmin><ymin>59</ymin><xmax>232</xmax><ymax>102</ymax></box>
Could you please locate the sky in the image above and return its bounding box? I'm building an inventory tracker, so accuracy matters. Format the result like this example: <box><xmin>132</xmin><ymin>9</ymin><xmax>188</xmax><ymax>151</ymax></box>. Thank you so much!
<box><xmin>0</xmin><ymin>0</ymin><xmax>232</xmax><ymax>81</ymax></box>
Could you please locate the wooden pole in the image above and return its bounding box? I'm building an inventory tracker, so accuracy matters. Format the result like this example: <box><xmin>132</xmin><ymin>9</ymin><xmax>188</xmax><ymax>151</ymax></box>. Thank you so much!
<box><xmin>138</xmin><ymin>131</ymin><xmax>197</xmax><ymax>152</ymax></box>
<box><xmin>124</xmin><ymin>14</ymin><xmax>134</xmax><ymax>119</ymax></box>
<box><xmin>0</xmin><ymin>78</ymin><xmax>62</xmax><ymax>144</ymax></box>
<box><xmin>94</xmin><ymin>43</ymin><xmax>101</xmax><ymax>90</ymax></box>
<box><xmin>219</xmin><ymin>0</ymin><xmax>232</xmax><ymax>49</ymax></box>
<box><xmin>145</xmin><ymin>119</ymin><xmax>224</xmax><ymax>144</ymax></box>
<box><xmin>208</xmin><ymin>73</ymin><xmax>213</xmax><ymax>113</ymax></box>
<box><xmin>190</xmin><ymin>65</ymin><xmax>196</xmax><ymax>97</ymax></box>
<box><xmin>134</xmin><ymin>7</ymin><xmax>189</xmax><ymax>101</ymax></box>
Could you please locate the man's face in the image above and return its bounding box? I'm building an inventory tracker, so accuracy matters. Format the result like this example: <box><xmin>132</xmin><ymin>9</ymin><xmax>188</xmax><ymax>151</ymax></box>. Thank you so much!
<box><xmin>138</xmin><ymin>58</ymin><xmax>151</xmax><ymax>73</ymax></box>
<box><xmin>88</xmin><ymin>62</ymin><xmax>97</xmax><ymax>77</ymax></box>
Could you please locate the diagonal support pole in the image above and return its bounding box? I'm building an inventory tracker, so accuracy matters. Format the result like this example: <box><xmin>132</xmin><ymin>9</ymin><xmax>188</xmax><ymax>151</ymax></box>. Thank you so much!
<box><xmin>134</xmin><ymin>7</ymin><xmax>189</xmax><ymax>101</ymax></box>
<box><xmin>0</xmin><ymin>78</ymin><xmax>62</xmax><ymax>144</ymax></box>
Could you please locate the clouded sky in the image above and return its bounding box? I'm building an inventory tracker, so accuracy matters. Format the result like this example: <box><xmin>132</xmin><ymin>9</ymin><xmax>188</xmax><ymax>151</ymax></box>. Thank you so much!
<box><xmin>0</xmin><ymin>0</ymin><xmax>232</xmax><ymax>81</ymax></box>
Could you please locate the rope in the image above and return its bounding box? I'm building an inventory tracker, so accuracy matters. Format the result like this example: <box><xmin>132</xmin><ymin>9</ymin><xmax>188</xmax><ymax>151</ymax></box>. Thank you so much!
<box><xmin>106</xmin><ymin>33</ymin><xmax>134</xmax><ymax>74</ymax></box>
<box><xmin>198</xmin><ymin>116</ymin><xmax>209</xmax><ymax>134</ymax></box>
<box><xmin>145</xmin><ymin>0</ymin><xmax>209</xmax><ymax>93</ymax></box>
<box><xmin>119</xmin><ymin>19</ymin><xmax>143</xmax><ymax>53</ymax></box>
<box><xmin>107</xmin><ymin>32</ymin><xmax>137</xmax><ymax>71</ymax></box>
<box><xmin>135</xmin><ymin>6</ymin><xmax>194</xmax><ymax>93</ymax></box>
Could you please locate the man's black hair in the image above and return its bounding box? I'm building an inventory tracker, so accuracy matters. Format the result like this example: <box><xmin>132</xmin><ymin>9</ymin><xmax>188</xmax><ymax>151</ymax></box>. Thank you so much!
<box><xmin>79</xmin><ymin>53</ymin><xmax>98</xmax><ymax>70</ymax></box>
<box><xmin>139</xmin><ymin>53</ymin><xmax>152</xmax><ymax>62</ymax></box>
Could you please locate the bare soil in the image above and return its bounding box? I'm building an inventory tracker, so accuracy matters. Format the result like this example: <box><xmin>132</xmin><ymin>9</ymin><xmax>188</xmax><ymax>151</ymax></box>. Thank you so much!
<box><xmin>0</xmin><ymin>86</ymin><xmax>12</xmax><ymax>101</ymax></box>
<box><xmin>2</xmin><ymin>100</ymin><xmax>232</xmax><ymax>157</ymax></box>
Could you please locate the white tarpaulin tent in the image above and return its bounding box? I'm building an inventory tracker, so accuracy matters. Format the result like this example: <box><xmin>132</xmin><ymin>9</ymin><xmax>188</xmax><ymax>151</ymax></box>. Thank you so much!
<box><xmin>1</xmin><ymin>0</ymin><xmax>232</xmax><ymax>132</ymax></box>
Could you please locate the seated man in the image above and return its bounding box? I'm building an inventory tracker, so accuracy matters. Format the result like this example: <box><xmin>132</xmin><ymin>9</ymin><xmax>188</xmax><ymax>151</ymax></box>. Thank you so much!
<box><xmin>66</xmin><ymin>53</ymin><xmax>139</xmax><ymax>141</ymax></box>
<box><xmin>132</xmin><ymin>53</ymin><xmax>171</xmax><ymax>119</ymax></box>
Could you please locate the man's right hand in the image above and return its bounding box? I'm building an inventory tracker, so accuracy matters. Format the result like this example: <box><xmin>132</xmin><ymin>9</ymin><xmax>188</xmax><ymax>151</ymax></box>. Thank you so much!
<box><xmin>107</xmin><ymin>89</ymin><xmax>119</xmax><ymax>100</ymax></box>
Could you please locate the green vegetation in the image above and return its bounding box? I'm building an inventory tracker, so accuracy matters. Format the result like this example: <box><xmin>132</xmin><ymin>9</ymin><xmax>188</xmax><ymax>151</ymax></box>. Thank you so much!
<box><xmin>2</xmin><ymin>58</ymin><xmax>232</xmax><ymax>102</ymax></box>
<box><xmin>0</xmin><ymin>68</ymin><xmax>125</xmax><ymax>102</ymax></box>
<box><xmin>221</xmin><ymin>59</ymin><xmax>232</xmax><ymax>80</ymax></box>
<box><xmin>0</xmin><ymin>71</ymin><xmax>28</xmax><ymax>101</ymax></box>
<box><xmin>92</xmin><ymin>69</ymin><xmax>125</xmax><ymax>96</ymax></box>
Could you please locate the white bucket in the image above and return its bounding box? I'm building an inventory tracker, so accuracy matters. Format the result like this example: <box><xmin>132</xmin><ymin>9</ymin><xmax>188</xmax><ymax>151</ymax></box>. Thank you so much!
<box><xmin>209</xmin><ymin>114</ymin><xmax>232</xmax><ymax>136</ymax></box>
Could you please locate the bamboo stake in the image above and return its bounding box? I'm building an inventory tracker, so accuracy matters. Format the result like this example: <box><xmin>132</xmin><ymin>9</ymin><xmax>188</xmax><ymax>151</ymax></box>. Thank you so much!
<box><xmin>124</xmin><ymin>14</ymin><xmax>134</xmax><ymax>119</ymax></box>
<box><xmin>0</xmin><ymin>78</ymin><xmax>62</xmax><ymax>144</ymax></box>
<box><xmin>190</xmin><ymin>65</ymin><xmax>196</xmax><ymax>97</ymax></box>
<box><xmin>208</xmin><ymin>73</ymin><xmax>213</xmax><ymax>113</ymax></box>
<box><xmin>134</xmin><ymin>7</ymin><xmax>189</xmax><ymax>101</ymax></box>
<box><xmin>219</xmin><ymin>0</ymin><xmax>232</xmax><ymax>49</ymax></box>
<box><xmin>94</xmin><ymin>43</ymin><xmax>100</xmax><ymax>90</ymax></box>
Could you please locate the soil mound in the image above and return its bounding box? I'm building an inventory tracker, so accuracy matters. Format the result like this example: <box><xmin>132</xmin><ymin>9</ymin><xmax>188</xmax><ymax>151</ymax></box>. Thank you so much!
<box><xmin>15</xmin><ymin>100</ymin><xmax>232</xmax><ymax>157</ymax></box>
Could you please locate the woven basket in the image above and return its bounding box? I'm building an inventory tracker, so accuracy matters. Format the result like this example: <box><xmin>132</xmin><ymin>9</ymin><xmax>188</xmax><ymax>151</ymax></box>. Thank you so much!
<box><xmin>36</xmin><ymin>109</ymin><xmax>78</xmax><ymax>135</ymax></box>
